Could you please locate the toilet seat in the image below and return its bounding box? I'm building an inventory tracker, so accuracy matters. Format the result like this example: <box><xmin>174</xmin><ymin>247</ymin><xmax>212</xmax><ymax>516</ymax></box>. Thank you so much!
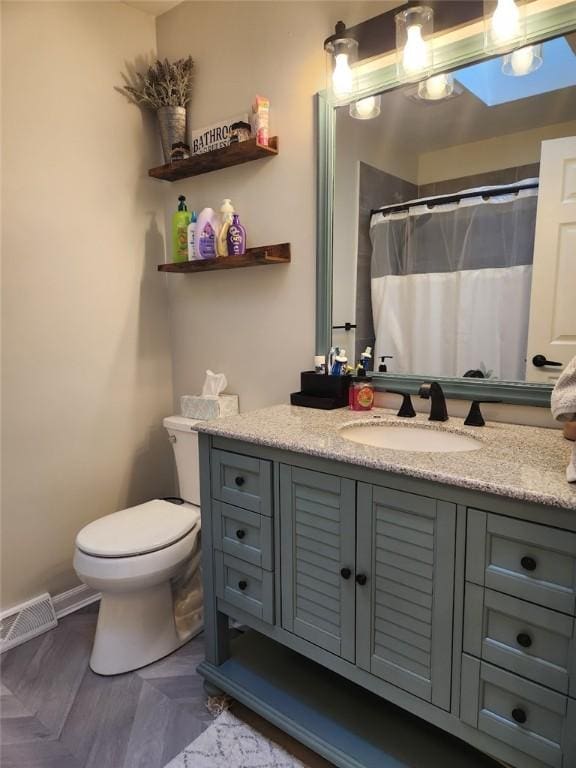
<box><xmin>76</xmin><ymin>499</ymin><xmax>200</xmax><ymax>558</ymax></box>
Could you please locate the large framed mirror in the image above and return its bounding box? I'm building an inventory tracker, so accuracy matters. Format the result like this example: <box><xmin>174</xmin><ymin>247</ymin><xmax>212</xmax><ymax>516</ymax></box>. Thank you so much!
<box><xmin>316</xmin><ymin>0</ymin><xmax>576</xmax><ymax>405</ymax></box>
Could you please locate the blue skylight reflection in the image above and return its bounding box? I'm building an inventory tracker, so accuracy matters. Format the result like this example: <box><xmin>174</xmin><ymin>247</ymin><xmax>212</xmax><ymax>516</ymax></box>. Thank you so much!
<box><xmin>454</xmin><ymin>37</ymin><xmax>576</xmax><ymax>106</ymax></box>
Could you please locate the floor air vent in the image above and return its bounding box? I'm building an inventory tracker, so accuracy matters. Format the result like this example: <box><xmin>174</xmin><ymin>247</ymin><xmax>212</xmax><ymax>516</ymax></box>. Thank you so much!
<box><xmin>0</xmin><ymin>593</ymin><xmax>57</xmax><ymax>653</ymax></box>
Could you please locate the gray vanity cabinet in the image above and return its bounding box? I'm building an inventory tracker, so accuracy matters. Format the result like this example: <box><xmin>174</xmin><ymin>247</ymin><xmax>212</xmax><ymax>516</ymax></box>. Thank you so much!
<box><xmin>356</xmin><ymin>484</ymin><xmax>456</xmax><ymax>710</ymax></box>
<box><xmin>279</xmin><ymin>466</ymin><xmax>455</xmax><ymax>707</ymax></box>
<box><xmin>280</xmin><ymin>465</ymin><xmax>356</xmax><ymax>662</ymax></box>
<box><xmin>200</xmin><ymin>435</ymin><xmax>576</xmax><ymax>768</ymax></box>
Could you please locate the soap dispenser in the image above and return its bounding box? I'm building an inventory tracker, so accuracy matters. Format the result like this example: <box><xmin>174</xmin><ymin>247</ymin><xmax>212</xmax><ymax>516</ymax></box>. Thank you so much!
<box><xmin>378</xmin><ymin>355</ymin><xmax>393</xmax><ymax>373</ymax></box>
<box><xmin>172</xmin><ymin>195</ymin><xmax>191</xmax><ymax>263</ymax></box>
<box><xmin>217</xmin><ymin>199</ymin><xmax>234</xmax><ymax>257</ymax></box>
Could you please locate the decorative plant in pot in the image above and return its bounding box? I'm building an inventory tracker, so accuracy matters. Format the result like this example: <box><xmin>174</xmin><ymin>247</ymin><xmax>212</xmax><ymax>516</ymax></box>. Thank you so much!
<box><xmin>119</xmin><ymin>57</ymin><xmax>194</xmax><ymax>163</ymax></box>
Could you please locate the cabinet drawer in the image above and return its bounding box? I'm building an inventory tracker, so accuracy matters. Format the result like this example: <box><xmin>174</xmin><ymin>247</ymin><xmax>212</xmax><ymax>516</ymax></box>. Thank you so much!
<box><xmin>466</xmin><ymin>510</ymin><xmax>576</xmax><ymax>615</ymax></box>
<box><xmin>213</xmin><ymin>501</ymin><xmax>273</xmax><ymax>570</ymax></box>
<box><xmin>211</xmin><ymin>449</ymin><xmax>272</xmax><ymax>516</ymax></box>
<box><xmin>461</xmin><ymin>655</ymin><xmax>572</xmax><ymax>768</ymax></box>
<box><xmin>464</xmin><ymin>584</ymin><xmax>576</xmax><ymax>696</ymax></box>
<box><xmin>214</xmin><ymin>551</ymin><xmax>274</xmax><ymax>624</ymax></box>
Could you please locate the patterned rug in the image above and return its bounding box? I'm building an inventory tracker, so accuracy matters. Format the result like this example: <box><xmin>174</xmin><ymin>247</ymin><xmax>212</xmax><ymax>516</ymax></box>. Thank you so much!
<box><xmin>164</xmin><ymin>709</ymin><xmax>305</xmax><ymax>768</ymax></box>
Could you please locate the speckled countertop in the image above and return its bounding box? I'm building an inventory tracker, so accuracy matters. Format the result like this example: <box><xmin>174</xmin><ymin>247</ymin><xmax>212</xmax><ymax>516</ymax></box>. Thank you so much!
<box><xmin>196</xmin><ymin>405</ymin><xmax>576</xmax><ymax>510</ymax></box>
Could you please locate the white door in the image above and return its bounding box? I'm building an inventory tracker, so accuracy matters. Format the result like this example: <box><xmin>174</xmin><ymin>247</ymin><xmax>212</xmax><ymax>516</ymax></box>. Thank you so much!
<box><xmin>526</xmin><ymin>137</ymin><xmax>576</xmax><ymax>382</ymax></box>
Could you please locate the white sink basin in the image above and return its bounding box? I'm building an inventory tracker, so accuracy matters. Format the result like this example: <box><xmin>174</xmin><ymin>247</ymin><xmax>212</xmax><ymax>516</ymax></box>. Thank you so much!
<box><xmin>340</xmin><ymin>423</ymin><xmax>481</xmax><ymax>453</ymax></box>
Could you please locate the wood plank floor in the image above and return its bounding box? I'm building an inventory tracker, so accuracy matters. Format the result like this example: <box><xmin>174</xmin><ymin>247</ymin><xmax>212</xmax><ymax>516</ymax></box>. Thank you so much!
<box><xmin>0</xmin><ymin>604</ymin><xmax>332</xmax><ymax>768</ymax></box>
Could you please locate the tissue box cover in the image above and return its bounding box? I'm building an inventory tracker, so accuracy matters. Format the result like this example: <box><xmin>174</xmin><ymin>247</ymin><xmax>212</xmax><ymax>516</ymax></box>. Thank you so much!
<box><xmin>180</xmin><ymin>394</ymin><xmax>239</xmax><ymax>420</ymax></box>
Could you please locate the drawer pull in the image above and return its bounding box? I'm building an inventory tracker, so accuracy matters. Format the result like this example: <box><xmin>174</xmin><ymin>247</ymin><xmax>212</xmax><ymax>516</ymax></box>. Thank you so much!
<box><xmin>511</xmin><ymin>708</ymin><xmax>527</xmax><ymax>724</ymax></box>
<box><xmin>520</xmin><ymin>555</ymin><xmax>537</xmax><ymax>572</ymax></box>
<box><xmin>234</xmin><ymin>476</ymin><xmax>245</xmax><ymax>487</ymax></box>
<box><xmin>238</xmin><ymin>580</ymin><xmax>248</xmax><ymax>591</ymax></box>
<box><xmin>235</xmin><ymin>529</ymin><xmax>246</xmax><ymax>540</ymax></box>
<box><xmin>340</xmin><ymin>567</ymin><xmax>351</xmax><ymax>580</ymax></box>
<box><xmin>516</xmin><ymin>632</ymin><xmax>532</xmax><ymax>649</ymax></box>
<box><xmin>355</xmin><ymin>574</ymin><xmax>367</xmax><ymax>586</ymax></box>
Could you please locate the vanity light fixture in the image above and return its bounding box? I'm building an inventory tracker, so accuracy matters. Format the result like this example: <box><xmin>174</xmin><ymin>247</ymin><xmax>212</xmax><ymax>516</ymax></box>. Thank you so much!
<box><xmin>485</xmin><ymin>0</ymin><xmax>526</xmax><ymax>51</ymax></box>
<box><xmin>324</xmin><ymin>20</ymin><xmax>358</xmax><ymax>99</ymax></box>
<box><xmin>417</xmin><ymin>73</ymin><xmax>455</xmax><ymax>100</ymax></box>
<box><xmin>395</xmin><ymin>5</ymin><xmax>434</xmax><ymax>82</ymax></box>
<box><xmin>501</xmin><ymin>44</ymin><xmax>543</xmax><ymax>76</ymax></box>
<box><xmin>349</xmin><ymin>95</ymin><xmax>381</xmax><ymax>120</ymax></box>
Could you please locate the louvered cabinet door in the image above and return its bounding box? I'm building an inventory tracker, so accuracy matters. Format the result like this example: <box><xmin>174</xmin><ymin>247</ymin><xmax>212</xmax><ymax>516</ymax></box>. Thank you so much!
<box><xmin>356</xmin><ymin>484</ymin><xmax>456</xmax><ymax>710</ymax></box>
<box><xmin>280</xmin><ymin>465</ymin><xmax>356</xmax><ymax>662</ymax></box>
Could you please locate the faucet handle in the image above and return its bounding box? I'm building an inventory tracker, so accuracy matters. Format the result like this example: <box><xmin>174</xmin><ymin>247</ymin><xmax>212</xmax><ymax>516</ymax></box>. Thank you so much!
<box><xmin>386</xmin><ymin>390</ymin><xmax>416</xmax><ymax>418</ymax></box>
<box><xmin>464</xmin><ymin>399</ymin><xmax>501</xmax><ymax>427</ymax></box>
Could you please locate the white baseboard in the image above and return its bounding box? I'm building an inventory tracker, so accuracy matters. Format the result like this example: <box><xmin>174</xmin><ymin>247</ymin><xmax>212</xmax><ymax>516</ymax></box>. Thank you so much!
<box><xmin>52</xmin><ymin>584</ymin><xmax>100</xmax><ymax>619</ymax></box>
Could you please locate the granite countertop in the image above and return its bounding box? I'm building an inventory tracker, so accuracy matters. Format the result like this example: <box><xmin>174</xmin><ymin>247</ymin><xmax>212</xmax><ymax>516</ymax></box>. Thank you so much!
<box><xmin>196</xmin><ymin>404</ymin><xmax>576</xmax><ymax>510</ymax></box>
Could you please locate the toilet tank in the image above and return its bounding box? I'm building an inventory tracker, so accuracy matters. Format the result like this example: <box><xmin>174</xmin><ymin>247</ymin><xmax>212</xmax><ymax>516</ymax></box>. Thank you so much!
<box><xmin>163</xmin><ymin>416</ymin><xmax>201</xmax><ymax>506</ymax></box>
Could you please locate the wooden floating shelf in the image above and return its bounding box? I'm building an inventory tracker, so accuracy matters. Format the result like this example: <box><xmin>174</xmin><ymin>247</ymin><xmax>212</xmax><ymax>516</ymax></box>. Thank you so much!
<box><xmin>157</xmin><ymin>243</ymin><xmax>290</xmax><ymax>273</ymax></box>
<box><xmin>149</xmin><ymin>137</ymin><xmax>279</xmax><ymax>182</ymax></box>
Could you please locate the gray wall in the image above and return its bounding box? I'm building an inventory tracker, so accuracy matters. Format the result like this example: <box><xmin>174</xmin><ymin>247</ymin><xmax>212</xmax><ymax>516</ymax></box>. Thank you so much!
<box><xmin>355</xmin><ymin>162</ymin><xmax>417</xmax><ymax>364</ymax></box>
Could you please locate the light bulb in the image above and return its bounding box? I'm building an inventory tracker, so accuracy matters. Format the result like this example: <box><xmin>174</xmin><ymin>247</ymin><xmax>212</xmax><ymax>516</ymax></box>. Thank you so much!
<box><xmin>402</xmin><ymin>24</ymin><xmax>430</xmax><ymax>76</ymax></box>
<box><xmin>420</xmin><ymin>73</ymin><xmax>453</xmax><ymax>100</ymax></box>
<box><xmin>332</xmin><ymin>52</ymin><xmax>353</xmax><ymax>96</ymax></box>
<box><xmin>511</xmin><ymin>45</ymin><xmax>533</xmax><ymax>74</ymax></box>
<box><xmin>350</xmin><ymin>95</ymin><xmax>381</xmax><ymax>120</ymax></box>
<box><xmin>491</xmin><ymin>0</ymin><xmax>520</xmax><ymax>45</ymax></box>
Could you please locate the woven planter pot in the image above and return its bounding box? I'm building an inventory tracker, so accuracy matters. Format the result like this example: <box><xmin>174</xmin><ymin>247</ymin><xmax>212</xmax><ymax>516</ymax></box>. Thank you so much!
<box><xmin>157</xmin><ymin>106</ymin><xmax>186</xmax><ymax>163</ymax></box>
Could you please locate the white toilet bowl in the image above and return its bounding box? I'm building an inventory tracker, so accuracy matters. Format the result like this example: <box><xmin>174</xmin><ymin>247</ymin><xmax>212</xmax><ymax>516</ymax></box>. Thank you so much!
<box><xmin>74</xmin><ymin>498</ymin><xmax>201</xmax><ymax>676</ymax></box>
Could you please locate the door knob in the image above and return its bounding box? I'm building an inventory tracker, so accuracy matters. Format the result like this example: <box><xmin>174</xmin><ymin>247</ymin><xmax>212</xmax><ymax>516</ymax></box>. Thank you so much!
<box><xmin>355</xmin><ymin>574</ymin><xmax>367</xmax><ymax>586</ymax></box>
<box><xmin>340</xmin><ymin>567</ymin><xmax>351</xmax><ymax>580</ymax></box>
<box><xmin>532</xmin><ymin>354</ymin><xmax>562</xmax><ymax>368</ymax></box>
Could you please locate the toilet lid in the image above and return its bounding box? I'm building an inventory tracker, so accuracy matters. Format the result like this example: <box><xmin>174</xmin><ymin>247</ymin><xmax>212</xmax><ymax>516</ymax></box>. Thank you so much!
<box><xmin>76</xmin><ymin>499</ymin><xmax>200</xmax><ymax>557</ymax></box>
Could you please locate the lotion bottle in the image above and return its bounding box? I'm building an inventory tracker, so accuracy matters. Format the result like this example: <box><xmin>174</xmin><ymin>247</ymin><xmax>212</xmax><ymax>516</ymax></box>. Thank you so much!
<box><xmin>217</xmin><ymin>199</ymin><xmax>234</xmax><ymax>257</ymax></box>
<box><xmin>187</xmin><ymin>211</ymin><xmax>198</xmax><ymax>261</ymax></box>
<box><xmin>195</xmin><ymin>207</ymin><xmax>218</xmax><ymax>260</ymax></box>
<box><xmin>172</xmin><ymin>195</ymin><xmax>191</xmax><ymax>263</ymax></box>
<box><xmin>226</xmin><ymin>213</ymin><xmax>247</xmax><ymax>256</ymax></box>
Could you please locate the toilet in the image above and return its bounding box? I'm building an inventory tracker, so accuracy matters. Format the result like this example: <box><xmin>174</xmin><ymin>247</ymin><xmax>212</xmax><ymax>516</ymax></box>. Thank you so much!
<box><xmin>74</xmin><ymin>416</ymin><xmax>202</xmax><ymax>676</ymax></box>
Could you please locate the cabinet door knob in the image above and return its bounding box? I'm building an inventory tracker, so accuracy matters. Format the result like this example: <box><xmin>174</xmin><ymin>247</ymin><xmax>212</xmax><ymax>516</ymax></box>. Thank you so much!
<box><xmin>355</xmin><ymin>574</ymin><xmax>367</xmax><ymax>586</ymax></box>
<box><xmin>511</xmin><ymin>708</ymin><xmax>527</xmax><ymax>724</ymax></box>
<box><xmin>236</xmin><ymin>529</ymin><xmax>246</xmax><ymax>540</ymax></box>
<box><xmin>238</xmin><ymin>580</ymin><xmax>247</xmax><ymax>591</ymax></box>
<box><xmin>520</xmin><ymin>556</ymin><xmax>537</xmax><ymax>572</ymax></box>
<box><xmin>234</xmin><ymin>476</ymin><xmax>245</xmax><ymax>487</ymax></box>
<box><xmin>340</xmin><ymin>567</ymin><xmax>351</xmax><ymax>580</ymax></box>
<box><xmin>516</xmin><ymin>632</ymin><xmax>532</xmax><ymax>648</ymax></box>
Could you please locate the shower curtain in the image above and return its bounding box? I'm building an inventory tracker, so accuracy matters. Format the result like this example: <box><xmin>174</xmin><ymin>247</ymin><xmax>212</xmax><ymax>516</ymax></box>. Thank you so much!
<box><xmin>370</xmin><ymin>183</ymin><xmax>538</xmax><ymax>380</ymax></box>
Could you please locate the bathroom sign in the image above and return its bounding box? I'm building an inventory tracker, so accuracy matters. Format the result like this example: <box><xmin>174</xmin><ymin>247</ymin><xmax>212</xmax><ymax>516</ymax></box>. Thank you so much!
<box><xmin>190</xmin><ymin>113</ymin><xmax>249</xmax><ymax>155</ymax></box>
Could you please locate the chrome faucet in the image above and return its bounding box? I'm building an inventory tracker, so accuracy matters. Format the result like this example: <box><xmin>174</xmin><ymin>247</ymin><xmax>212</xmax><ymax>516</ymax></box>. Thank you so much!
<box><xmin>419</xmin><ymin>382</ymin><xmax>448</xmax><ymax>422</ymax></box>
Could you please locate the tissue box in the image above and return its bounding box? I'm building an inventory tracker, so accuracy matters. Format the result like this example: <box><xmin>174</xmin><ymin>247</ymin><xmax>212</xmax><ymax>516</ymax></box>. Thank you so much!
<box><xmin>180</xmin><ymin>394</ymin><xmax>239</xmax><ymax>420</ymax></box>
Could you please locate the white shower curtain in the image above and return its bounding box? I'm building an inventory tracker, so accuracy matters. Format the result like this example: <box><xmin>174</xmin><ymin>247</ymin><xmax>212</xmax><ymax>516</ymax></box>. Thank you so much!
<box><xmin>370</xmin><ymin>183</ymin><xmax>538</xmax><ymax>380</ymax></box>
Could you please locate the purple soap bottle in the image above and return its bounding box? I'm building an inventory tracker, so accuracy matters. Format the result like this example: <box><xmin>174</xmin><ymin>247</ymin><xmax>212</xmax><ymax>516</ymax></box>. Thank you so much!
<box><xmin>226</xmin><ymin>214</ymin><xmax>247</xmax><ymax>256</ymax></box>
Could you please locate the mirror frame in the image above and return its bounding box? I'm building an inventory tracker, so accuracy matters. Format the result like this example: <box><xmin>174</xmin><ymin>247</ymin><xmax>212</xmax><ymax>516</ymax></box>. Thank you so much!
<box><xmin>316</xmin><ymin>1</ymin><xmax>576</xmax><ymax>407</ymax></box>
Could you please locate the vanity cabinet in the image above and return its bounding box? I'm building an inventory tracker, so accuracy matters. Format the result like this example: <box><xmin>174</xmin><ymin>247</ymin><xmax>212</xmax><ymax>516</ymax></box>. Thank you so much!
<box><xmin>279</xmin><ymin>466</ymin><xmax>356</xmax><ymax>661</ymax></box>
<box><xmin>199</xmin><ymin>436</ymin><xmax>576</xmax><ymax>768</ymax></box>
<box><xmin>356</xmin><ymin>484</ymin><xmax>455</xmax><ymax>710</ymax></box>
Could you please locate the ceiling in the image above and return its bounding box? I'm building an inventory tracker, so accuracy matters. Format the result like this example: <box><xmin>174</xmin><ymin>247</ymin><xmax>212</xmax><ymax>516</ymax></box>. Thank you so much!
<box><xmin>123</xmin><ymin>1</ymin><xmax>182</xmax><ymax>17</ymax></box>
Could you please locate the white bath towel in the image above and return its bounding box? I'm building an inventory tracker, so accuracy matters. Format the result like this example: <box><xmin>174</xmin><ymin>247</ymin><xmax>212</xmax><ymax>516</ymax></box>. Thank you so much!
<box><xmin>551</xmin><ymin>355</ymin><xmax>576</xmax><ymax>483</ymax></box>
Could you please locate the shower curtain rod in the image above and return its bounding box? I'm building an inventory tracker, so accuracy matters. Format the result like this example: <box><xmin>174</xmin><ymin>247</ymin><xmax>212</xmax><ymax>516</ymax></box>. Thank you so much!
<box><xmin>370</xmin><ymin>181</ymin><xmax>539</xmax><ymax>218</ymax></box>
